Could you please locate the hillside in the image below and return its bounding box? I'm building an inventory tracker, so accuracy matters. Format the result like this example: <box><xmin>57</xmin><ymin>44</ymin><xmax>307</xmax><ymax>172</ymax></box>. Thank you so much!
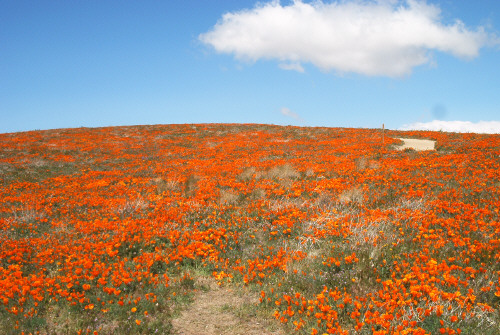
<box><xmin>0</xmin><ymin>124</ymin><xmax>499</xmax><ymax>334</ymax></box>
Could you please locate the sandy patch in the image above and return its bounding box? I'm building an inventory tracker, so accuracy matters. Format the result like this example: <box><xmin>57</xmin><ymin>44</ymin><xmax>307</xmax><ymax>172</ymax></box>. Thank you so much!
<box><xmin>172</xmin><ymin>278</ymin><xmax>283</xmax><ymax>335</ymax></box>
<box><xmin>396</xmin><ymin>138</ymin><xmax>435</xmax><ymax>151</ymax></box>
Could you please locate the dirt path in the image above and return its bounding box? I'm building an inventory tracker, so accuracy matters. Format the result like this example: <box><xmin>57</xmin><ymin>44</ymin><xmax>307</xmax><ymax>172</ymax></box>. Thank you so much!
<box><xmin>172</xmin><ymin>278</ymin><xmax>283</xmax><ymax>335</ymax></box>
<box><xmin>396</xmin><ymin>138</ymin><xmax>435</xmax><ymax>151</ymax></box>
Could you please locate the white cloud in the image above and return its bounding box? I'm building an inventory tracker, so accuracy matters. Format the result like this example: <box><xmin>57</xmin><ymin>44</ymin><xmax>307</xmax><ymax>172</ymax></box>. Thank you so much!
<box><xmin>199</xmin><ymin>0</ymin><xmax>496</xmax><ymax>77</ymax></box>
<box><xmin>399</xmin><ymin>120</ymin><xmax>500</xmax><ymax>134</ymax></box>
<box><xmin>280</xmin><ymin>107</ymin><xmax>305</xmax><ymax>123</ymax></box>
<box><xmin>278</xmin><ymin>62</ymin><xmax>305</xmax><ymax>73</ymax></box>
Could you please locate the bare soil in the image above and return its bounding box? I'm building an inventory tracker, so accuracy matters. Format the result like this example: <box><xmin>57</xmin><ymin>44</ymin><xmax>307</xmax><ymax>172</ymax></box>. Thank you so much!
<box><xmin>172</xmin><ymin>278</ymin><xmax>283</xmax><ymax>335</ymax></box>
<box><xmin>396</xmin><ymin>138</ymin><xmax>436</xmax><ymax>151</ymax></box>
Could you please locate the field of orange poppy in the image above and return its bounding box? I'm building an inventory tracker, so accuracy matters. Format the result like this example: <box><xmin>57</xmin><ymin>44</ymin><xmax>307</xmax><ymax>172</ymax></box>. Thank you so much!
<box><xmin>0</xmin><ymin>124</ymin><xmax>498</xmax><ymax>334</ymax></box>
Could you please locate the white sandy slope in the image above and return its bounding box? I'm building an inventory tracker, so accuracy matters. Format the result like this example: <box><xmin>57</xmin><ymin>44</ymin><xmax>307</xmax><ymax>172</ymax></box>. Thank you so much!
<box><xmin>396</xmin><ymin>138</ymin><xmax>436</xmax><ymax>151</ymax></box>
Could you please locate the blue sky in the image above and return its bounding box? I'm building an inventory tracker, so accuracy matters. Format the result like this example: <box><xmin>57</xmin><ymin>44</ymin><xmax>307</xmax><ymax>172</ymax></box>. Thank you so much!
<box><xmin>1</xmin><ymin>0</ymin><xmax>499</xmax><ymax>134</ymax></box>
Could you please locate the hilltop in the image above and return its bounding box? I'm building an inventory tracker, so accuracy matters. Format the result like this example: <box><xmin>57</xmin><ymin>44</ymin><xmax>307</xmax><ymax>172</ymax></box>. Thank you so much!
<box><xmin>0</xmin><ymin>124</ymin><xmax>499</xmax><ymax>334</ymax></box>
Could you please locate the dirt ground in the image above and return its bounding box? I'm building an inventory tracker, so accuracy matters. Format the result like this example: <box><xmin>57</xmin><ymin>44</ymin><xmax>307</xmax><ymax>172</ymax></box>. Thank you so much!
<box><xmin>396</xmin><ymin>138</ymin><xmax>436</xmax><ymax>151</ymax></box>
<box><xmin>172</xmin><ymin>278</ymin><xmax>283</xmax><ymax>335</ymax></box>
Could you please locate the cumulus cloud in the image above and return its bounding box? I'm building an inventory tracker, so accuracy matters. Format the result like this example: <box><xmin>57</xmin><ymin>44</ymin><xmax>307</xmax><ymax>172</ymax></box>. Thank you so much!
<box><xmin>280</xmin><ymin>107</ymin><xmax>305</xmax><ymax>123</ymax></box>
<box><xmin>199</xmin><ymin>0</ymin><xmax>495</xmax><ymax>77</ymax></box>
<box><xmin>399</xmin><ymin>120</ymin><xmax>500</xmax><ymax>134</ymax></box>
<box><xmin>278</xmin><ymin>62</ymin><xmax>305</xmax><ymax>73</ymax></box>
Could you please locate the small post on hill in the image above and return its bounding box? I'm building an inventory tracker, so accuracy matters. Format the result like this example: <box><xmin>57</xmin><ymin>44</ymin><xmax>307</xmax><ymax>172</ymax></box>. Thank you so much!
<box><xmin>382</xmin><ymin>123</ymin><xmax>385</xmax><ymax>144</ymax></box>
